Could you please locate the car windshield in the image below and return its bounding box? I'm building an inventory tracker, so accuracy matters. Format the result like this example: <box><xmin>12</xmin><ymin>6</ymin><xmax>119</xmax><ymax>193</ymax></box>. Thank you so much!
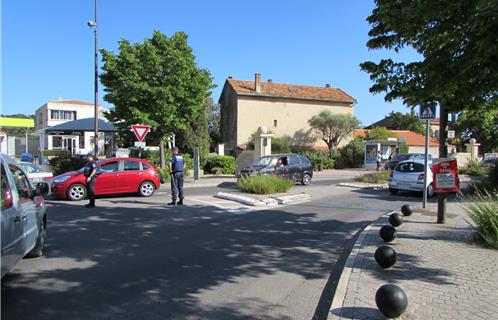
<box><xmin>21</xmin><ymin>163</ymin><xmax>41</xmax><ymax>173</ymax></box>
<box><xmin>252</xmin><ymin>156</ymin><xmax>277</xmax><ymax>167</ymax></box>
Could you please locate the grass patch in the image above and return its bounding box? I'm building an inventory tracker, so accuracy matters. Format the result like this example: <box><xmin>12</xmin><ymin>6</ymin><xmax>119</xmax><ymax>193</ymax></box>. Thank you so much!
<box><xmin>466</xmin><ymin>191</ymin><xmax>498</xmax><ymax>249</ymax></box>
<box><xmin>354</xmin><ymin>171</ymin><xmax>390</xmax><ymax>184</ymax></box>
<box><xmin>236</xmin><ymin>175</ymin><xmax>293</xmax><ymax>194</ymax></box>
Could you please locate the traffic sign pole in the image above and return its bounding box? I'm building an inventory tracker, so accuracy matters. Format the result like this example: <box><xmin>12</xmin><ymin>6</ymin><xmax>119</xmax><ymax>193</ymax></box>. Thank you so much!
<box><xmin>423</xmin><ymin>119</ymin><xmax>429</xmax><ymax>208</ymax></box>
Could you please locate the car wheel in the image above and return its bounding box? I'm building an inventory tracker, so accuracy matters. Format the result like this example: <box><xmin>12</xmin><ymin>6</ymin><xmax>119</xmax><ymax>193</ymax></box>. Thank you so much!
<box><xmin>389</xmin><ymin>188</ymin><xmax>398</xmax><ymax>194</ymax></box>
<box><xmin>26</xmin><ymin>222</ymin><xmax>45</xmax><ymax>258</ymax></box>
<box><xmin>139</xmin><ymin>181</ymin><xmax>155</xmax><ymax>197</ymax></box>
<box><xmin>427</xmin><ymin>184</ymin><xmax>434</xmax><ymax>198</ymax></box>
<box><xmin>67</xmin><ymin>184</ymin><xmax>87</xmax><ymax>201</ymax></box>
<box><xmin>301</xmin><ymin>173</ymin><xmax>312</xmax><ymax>186</ymax></box>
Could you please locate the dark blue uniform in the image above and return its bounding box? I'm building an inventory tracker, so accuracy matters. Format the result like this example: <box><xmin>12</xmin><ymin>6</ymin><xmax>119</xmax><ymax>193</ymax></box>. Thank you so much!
<box><xmin>169</xmin><ymin>154</ymin><xmax>184</xmax><ymax>203</ymax></box>
<box><xmin>84</xmin><ymin>160</ymin><xmax>97</xmax><ymax>207</ymax></box>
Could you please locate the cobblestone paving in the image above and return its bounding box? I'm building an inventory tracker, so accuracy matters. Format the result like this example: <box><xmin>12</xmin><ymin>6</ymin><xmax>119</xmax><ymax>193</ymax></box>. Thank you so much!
<box><xmin>329</xmin><ymin>202</ymin><xmax>498</xmax><ymax>320</ymax></box>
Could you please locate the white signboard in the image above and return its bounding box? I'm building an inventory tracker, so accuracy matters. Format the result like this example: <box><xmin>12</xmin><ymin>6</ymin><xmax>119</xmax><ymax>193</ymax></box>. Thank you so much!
<box><xmin>447</xmin><ymin>130</ymin><xmax>455</xmax><ymax>139</ymax></box>
<box><xmin>134</xmin><ymin>141</ymin><xmax>146</xmax><ymax>148</ymax></box>
<box><xmin>435</xmin><ymin>173</ymin><xmax>456</xmax><ymax>189</ymax></box>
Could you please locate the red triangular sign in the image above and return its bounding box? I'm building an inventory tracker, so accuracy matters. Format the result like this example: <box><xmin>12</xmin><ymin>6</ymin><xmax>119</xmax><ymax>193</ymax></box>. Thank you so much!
<box><xmin>131</xmin><ymin>125</ymin><xmax>151</xmax><ymax>142</ymax></box>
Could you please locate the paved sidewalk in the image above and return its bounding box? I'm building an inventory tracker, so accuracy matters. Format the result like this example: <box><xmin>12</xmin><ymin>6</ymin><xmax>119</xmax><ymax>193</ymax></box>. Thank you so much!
<box><xmin>329</xmin><ymin>202</ymin><xmax>498</xmax><ymax>319</ymax></box>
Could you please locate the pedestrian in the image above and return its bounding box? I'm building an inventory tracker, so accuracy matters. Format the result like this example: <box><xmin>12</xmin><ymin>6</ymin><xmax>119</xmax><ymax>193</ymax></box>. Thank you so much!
<box><xmin>168</xmin><ymin>146</ymin><xmax>184</xmax><ymax>206</ymax></box>
<box><xmin>84</xmin><ymin>152</ymin><xmax>97</xmax><ymax>208</ymax></box>
<box><xmin>376</xmin><ymin>151</ymin><xmax>382</xmax><ymax>171</ymax></box>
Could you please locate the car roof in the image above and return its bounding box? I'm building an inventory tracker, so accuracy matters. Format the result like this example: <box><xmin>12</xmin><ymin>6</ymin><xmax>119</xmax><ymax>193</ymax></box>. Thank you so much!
<box><xmin>1</xmin><ymin>153</ymin><xmax>21</xmax><ymax>166</ymax></box>
<box><xmin>397</xmin><ymin>159</ymin><xmax>427</xmax><ymax>165</ymax></box>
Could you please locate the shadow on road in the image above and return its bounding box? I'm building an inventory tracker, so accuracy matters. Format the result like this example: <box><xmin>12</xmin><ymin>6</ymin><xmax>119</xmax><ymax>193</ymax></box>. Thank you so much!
<box><xmin>2</xmin><ymin>200</ymin><xmax>369</xmax><ymax>320</ymax></box>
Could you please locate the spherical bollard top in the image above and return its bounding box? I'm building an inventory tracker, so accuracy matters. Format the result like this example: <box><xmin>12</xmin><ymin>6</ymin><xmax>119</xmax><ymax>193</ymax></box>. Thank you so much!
<box><xmin>257</xmin><ymin>125</ymin><xmax>268</xmax><ymax>134</ymax></box>
<box><xmin>375</xmin><ymin>245</ymin><xmax>397</xmax><ymax>268</ymax></box>
<box><xmin>401</xmin><ymin>204</ymin><xmax>413</xmax><ymax>216</ymax></box>
<box><xmin>469</xmin><ymin>138</ymin><xmax>476</xmax><ymax>144</ymax></box>
<box><xmin>389</xmin><ymin>212</ymin><xmax>404</xmax><ymax>227</ymax></box>
<box><xmin>375</xmin><ymin>284</ymin><xmax>408</xmax><ymax>318</ymax></box>
<box><xmin>379</xmin><ymin>225</ymin><xmax>397</xmax><ymax>242</ymax></box>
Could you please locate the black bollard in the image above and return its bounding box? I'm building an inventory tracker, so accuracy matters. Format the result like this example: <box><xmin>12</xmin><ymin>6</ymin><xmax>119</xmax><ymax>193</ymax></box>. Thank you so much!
<box><xmin>401</xmin><ymin>204</ymin><xmax>413</xmax><ymax>216</ymax></box>
<box><xmin>389</xmin><ymin>212</ymin><xmax>403</xmax><ymax>227</ymax></box>
<box><xmin>375</xmin><ymin>284</ymin><xmax>408</xmax><ymax>318</ymax></box>
<box><xmin>379</xmin><ymin>225</ymin><xmax>397</xmax><ymax>242</ymax></box>
<box><xmin>374</xmin><ymin>246</ymin><xmax>397</xmax><ymax>268</ymax></box>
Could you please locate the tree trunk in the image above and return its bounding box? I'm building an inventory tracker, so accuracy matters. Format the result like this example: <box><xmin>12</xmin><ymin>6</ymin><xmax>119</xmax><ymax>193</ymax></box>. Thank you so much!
<box><xmin>160</xmin><ymin>139</ymin><xmax>166</xmax><ymax>169</ymax></box>
<box><xmin>437</xmin><ymin>101</ymin><xmax>448</xmax><ymax>224</ymax></box>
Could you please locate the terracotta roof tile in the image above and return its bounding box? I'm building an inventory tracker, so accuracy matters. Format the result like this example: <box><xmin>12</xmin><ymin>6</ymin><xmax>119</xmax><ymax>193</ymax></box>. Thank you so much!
<box><xmin>354</xmin><ymin>129</ymin><xmax>439</xmax><ymax>147</ymax></box>
<box><xmin>228</xmin><ymin>79</ymin><xmax>356</xmax><ymax>104</ymax></box>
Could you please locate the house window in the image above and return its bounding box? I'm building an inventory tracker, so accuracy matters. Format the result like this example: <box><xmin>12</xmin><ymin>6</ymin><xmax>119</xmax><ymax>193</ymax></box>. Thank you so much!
<box><xmin>50</xmin><ymin>110</ymin><xmax>77</xmax><ymax>120</ymax></box>
<box><xmin>52</xmin><ymin>136</ymin><xmax>62</xmax><ymax>148</ymax></box>
<box><xmin>274</xmin><ymin>120</ymin><xmax>278</xmax><ymax>127</ymax></box>
<box><xmin>79</xmin><ymin>137</ymin><xmax>84</xmax><ymax>149</ymax></box>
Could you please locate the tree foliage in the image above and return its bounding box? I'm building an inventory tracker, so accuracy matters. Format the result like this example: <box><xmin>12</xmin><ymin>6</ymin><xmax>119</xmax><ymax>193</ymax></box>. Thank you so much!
<box><xmin>360</xmin><ymin>0</ymin><xmax>498</xmax><ymax>111</ymax></box>
<box><xmin>206</xmin><ymin>97</ymin><xmax>221</xmax><ymax>151</ymax></box>
<box><xmin>385</xmin><ymin>111</ymin><xmax>425</xmax><ymax>135</ymax></box>
<box><xmin>308</xmin><ymin>111</ymin><xmax>361</xmax><ymax>156</ymax></box>
<box><xmin>100</xmin><ymin>30</ymin><xmax>214</xmax><ymax>155</ymax></box>
<box><xmin>365</xmin><ymin>127</ymin><xmax>396</xmax><ymax>141</ymax></box>
<box><xmin>453</xmin><ymin>100</ymin><xmax>498</xmax><ymax>153</ymax></box>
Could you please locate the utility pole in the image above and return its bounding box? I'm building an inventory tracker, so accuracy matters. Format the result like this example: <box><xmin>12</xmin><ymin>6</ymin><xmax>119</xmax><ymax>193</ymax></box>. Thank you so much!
<box><xmin>437</xmin><ymin>102</ymin><xmax>448</xmax><ymax>223</ymax></box>
<box><xmin>88</xmin><ymin>0</ymin><xmax>99</xmax><ymax>156</ymax></box>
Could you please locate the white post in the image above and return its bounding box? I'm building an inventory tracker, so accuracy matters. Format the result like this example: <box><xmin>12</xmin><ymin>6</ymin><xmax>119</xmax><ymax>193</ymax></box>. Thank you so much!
<box><xmin>423</xmin><ymin>119</ymin><xmax>430</xmax><ymax>208</ymax></box>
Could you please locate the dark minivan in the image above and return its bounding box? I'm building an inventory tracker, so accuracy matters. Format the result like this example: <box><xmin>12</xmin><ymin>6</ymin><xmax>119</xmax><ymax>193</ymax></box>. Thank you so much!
<box><xmin>239</xmin><ymin>154</ymin><xmax>313</xmax><ymax>185</ymax></box>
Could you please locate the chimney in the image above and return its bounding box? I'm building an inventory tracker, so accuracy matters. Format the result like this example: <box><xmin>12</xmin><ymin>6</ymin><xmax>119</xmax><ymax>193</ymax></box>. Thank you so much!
<box><xmin>254</xmin><ymin>73</ymin><xmax>261</xmax><ymax>92</ymax></box>
<box><xmin>325</xmin><ymin>84</ymin><xmax>331</xmax><ymax>88</ymax></box>
<box><xmin>267</xmin><ymin>79</ymin><xmax>273</xmax><ymax>83</ymax></box>
<box><xmin>57</xmin><ymin>96</ymin><xmax>63</xmax><ymax>101</ymax></box>
<box><xmin>228</xmin><ymin>76</ymin><xmax>233</xmax><ymax>79</ymax></box>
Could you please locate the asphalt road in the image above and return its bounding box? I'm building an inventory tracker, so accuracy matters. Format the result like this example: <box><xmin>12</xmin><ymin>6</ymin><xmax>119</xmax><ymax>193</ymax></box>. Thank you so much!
<box><xmin>1</xmin><ymin>179</ymin><xmax>443</xmax><ymax>320</ymax></box>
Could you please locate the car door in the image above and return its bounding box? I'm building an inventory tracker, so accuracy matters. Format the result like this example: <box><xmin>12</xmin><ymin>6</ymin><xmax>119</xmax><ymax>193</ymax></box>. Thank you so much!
<box><xmin>1</xmin><ymin>162</ymin><xmax>24</xmax><ymax>277</ymax></box>
<box><xmin>117</xmin><ymin>160</ymin><xmax>143</xmax><ymax>193</ymax></box>
<box><xmin>7</xmin><ymin>163</ymin><xmax>38</xmax><ymax>257</ymax></box>
<box><xmin>287</xmin><ymin>155</ymin><xmax>302</xmax><ymax>181</ymax></box>
<box><xmin>94</xmin><ymin>160</ymin><xmax>120</xmax><ymax>194</ymax></box>
<box><xmin>274</xmin><ymin>156</ymin><xmax>290</xmax><ymax>179</ymax></box>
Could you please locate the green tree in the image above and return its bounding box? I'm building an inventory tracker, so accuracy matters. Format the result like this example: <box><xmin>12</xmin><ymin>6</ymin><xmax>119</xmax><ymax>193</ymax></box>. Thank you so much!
<box><xmin>338</xmin><ymin>138</ymin><xmax>365</xmax><ymax>168</ymax></box>
<box><xmin>386</xmin><ymin>111</ymin><xmax>425</xmax><ymax>135</ymax></box>
<box><xmin>206</xmin><ymin>97</ymin><xmax>221</xmax><ymax>151</ymax></box>
<box><xmin>365</xmin><ymin>127</ymin><xmax>396</xmax><ymax>141</ymax></box>
<box><xmin>100</xmin><ymin>31</ymin><xmax>214</xmax><ymax>167</ymax></box>
<box><xmin>308</xmin><ymin>111</ymin><xmax>361</xmax><ymax>156</ymax></box>
<box><xmin>453</xmin><ymin>101</ymin><xmax>498</xmax><ymax>153</ymax></box>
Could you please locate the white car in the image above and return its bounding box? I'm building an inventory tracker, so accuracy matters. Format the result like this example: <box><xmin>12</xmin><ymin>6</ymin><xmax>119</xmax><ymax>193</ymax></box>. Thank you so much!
<box><xmin>19</xmin><ymin>162</ymin><xmax>53</xmax><ymax>186</ymax></box>
<box><xmin>388</xmin><ymin>160</ymin><xmax>434</xmax><ymax>197</ymax></box>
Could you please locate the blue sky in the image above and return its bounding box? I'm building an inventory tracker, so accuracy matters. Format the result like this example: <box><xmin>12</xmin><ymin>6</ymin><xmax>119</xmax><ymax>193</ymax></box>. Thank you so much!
<box><xmin>2</xmin><ymin>0</ymin><xmax>421</xmax><ymax>126</ymax></box>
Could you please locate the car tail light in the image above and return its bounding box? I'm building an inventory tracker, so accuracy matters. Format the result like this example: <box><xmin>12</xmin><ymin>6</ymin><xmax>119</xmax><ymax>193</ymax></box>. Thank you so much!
<box><xmin>418</xmin><ymin>173</ymin><xmax>425</xmax><ymax>181</ymax></box>
<box><xmin>43</xmin><ymin>176</ymin><xmax>53</xmax><ymax>181</ymax></box>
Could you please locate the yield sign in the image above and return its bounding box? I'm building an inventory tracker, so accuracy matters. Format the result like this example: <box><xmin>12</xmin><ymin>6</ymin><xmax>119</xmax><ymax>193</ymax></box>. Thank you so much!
<box><xmin>131</xmin><ymin>125</ymin><xmax>151</xmax><ymax>142</ymax></box>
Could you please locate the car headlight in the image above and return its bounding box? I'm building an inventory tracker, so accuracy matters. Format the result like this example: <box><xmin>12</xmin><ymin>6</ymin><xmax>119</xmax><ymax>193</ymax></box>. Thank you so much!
<box><xmin>53</xmin><ymin>175</ymin><xmax>70</xmax><ymax>183</ymax></box>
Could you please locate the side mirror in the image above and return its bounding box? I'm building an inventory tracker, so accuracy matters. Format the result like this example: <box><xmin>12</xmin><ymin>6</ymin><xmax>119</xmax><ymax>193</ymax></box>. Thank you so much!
<box><xmin>3</xmin><ymin>191</ymin><xmax>13</xmax><ymax>208</ymax></box>
<box><xmin>35</xmin><ymin>182</ymin><xmax>49</xmax><ymax>196</ymax></box>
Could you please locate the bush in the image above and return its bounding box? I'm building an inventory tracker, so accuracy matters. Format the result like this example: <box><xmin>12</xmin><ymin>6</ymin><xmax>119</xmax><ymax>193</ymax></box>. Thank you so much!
<box><xmin>272</xmin><ymin>137</ymin><xmax>291</xmax><ymax>154</ymax></box>
<box><xmin>467</xmin><ymin>191</ymin><xmax>498</xmax><ymax>249</ymax></box>
<box><xmin>460</xmin><ymin>159</ymin><xmax>490</xmax><ymax>176</ymax></box>
<box><xmin>337</xmin><ymin>138</ymin><xmax>364</xmax><ymax>168</ymax></box>
<box><xmin>204</xmin><ymin>156</ymin><xmax>236</xmax><ymax>174</ymax></box>
<box><xmin>42</xmin><ymin>150</ymin><xmax>70</xmax><ymax>157</ymax></box>
<box><xmin>354</xmin><ymin>171</ymin><xmax>390</xmax><ymax>183</ymax></box>
<box><xmin>236</xmin><ymin>175</ymin><xmax>293</xmax><ymax>194</ymax></box>
<box><xmin>324</xmin><ymin>158</ymin><xmax>335</xmax><ymax>169</ymax></box>
<box><xmin>49</xmin><ymin>156</ymin><xmax>87</xmax><ymax>176</ymax></box>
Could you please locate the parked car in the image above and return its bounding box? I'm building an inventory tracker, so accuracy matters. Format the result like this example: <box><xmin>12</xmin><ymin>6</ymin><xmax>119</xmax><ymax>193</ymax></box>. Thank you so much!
<box><xmin>51</xmin><ymin>158</ymin><xmax>160</xmax><ymax>201</ymax></box>
<box><xmin>20</xmin><ymin>162</ymin><xmax>53</xmax><ymax>187</ymax></box>
<box><xmin>388</xmin><ymin>160</ymin><xmax>435</xmax><ymax>197</ymax></box>
<box><xmin>1</xmin><ymin>153</ymin><xmax>49</xmax><ymax>278</ymax></box>
<box><xmin>480</xmin><ymin>156</ymin><xmax>498</xmax><ymax>168</ymax></box>
<box><xmin>385</xmin><ymin>153</ymin><xmax>433</xmax><ymax>171</ymax></box>
<box><xmin>239</xmin><ymin>154</ymin><xmax>313</xmax><ymax>185</ymax></box>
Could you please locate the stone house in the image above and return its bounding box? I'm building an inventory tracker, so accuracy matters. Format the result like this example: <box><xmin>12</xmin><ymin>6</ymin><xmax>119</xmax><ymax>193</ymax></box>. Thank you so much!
<box><xmin>219</xmin><ymin>74</ymin><xmax>356</xmax><ymax>155</ymax></box>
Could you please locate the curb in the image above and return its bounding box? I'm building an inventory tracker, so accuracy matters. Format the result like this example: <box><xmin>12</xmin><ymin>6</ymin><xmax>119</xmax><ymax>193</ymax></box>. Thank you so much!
<box><xmin>328</xmin><ymin>211</ymin><xmax>393</xmax><ymax>318</ymax></box>
<box><xmin>337</xmin><ymin>182</ymin><xmax>388</xmax><ymax>189</ymax></box>
<box><xmin>215</xmin><ymin>192</ymin><xmax>310</xmax><ymax>207</ymax></box>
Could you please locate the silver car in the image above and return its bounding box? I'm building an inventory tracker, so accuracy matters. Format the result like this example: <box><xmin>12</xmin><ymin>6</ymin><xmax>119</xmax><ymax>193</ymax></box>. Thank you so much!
<box><xmin>1</xmin><ymin>153</ymin><xmax>49</xmax><ymax>278</ymax></box>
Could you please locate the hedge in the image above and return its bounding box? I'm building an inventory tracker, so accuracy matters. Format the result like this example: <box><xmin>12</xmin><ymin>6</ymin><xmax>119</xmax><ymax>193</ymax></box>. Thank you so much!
<box><xmin>204</xmin><ymin>156</ymin><xmax>235</xmax><ymax>174</ymax></box>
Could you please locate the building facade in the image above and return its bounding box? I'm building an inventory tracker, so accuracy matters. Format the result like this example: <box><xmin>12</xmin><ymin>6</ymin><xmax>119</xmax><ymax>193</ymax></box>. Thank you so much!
<box><xmin>219</xmin><ymin>74</ymin><xmax>357</xmax><ymax>154</ymax></box>
<box><xmin>35</xmin><ymin>98</ymin><xmax>106</xmax><ymax>155</ymax></box>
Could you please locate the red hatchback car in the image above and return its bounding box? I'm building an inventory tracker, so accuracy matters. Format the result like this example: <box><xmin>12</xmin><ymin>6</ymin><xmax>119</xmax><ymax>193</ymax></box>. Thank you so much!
<box><xmin>51</xmin><ymin>158</ymin><xmax>160</xmax><ymax>201</ymax></box>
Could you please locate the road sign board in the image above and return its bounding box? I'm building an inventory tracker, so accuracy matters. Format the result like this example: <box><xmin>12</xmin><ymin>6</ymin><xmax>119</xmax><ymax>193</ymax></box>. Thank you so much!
<box><xmin>447</xmin><ymin>130</ymin><xmax>455</xmax><ymax>139</ymax></box>
<box><xmin>419</xmin><ymin>105</ymin><xmax>436</xmax><ymax>119</ymax></box>
<box><xmin>433</xmin><ymin>159</ymin><xmax>459</xmax><ymax>193</ymax></box>
<box><xmin>131</xmin><ymin>125</ymin><xmax>151</xmax><ymax>142</ymax></box>
<box><xmin>134</xmin><ymin>141</ymin><xmax>146</xmax><ymax>148</ymax></box>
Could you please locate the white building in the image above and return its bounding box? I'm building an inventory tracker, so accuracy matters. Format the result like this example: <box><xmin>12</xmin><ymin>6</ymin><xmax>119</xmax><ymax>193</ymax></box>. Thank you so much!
<box><xmin>35</xmin><ymin>98</ymin><xmax>106</xmax><ymax>156</ymax></box>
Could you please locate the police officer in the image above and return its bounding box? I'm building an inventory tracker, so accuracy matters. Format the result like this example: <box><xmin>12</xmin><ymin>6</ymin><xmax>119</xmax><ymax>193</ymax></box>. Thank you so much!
<box><xmin>168</xmin><ymin>146</ymin><xmax>184</xmax><ymax>206</ymax></box>
<box><xmin>84</xmin><ymin>152</ymin><xmax>97</xmax><ymax>208</ymax></box>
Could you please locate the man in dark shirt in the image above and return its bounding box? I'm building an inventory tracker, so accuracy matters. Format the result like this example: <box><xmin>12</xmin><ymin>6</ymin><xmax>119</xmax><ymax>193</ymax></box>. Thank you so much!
<box><xmin>168</xmin><ymin>147</ymin><xmax>184</xmax><ymax>206</ymax></box>
<box><xmin>84</xmin><ymin>152</ymin><xmax>97</xmax><ymax>208</ymax></box>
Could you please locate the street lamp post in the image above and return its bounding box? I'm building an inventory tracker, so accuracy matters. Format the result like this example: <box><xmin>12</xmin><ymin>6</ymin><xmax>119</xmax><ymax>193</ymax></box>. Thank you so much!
<box><xmin>88</xmin><ymin>0</ymin><xmax>98</xmax><ymax>156</ymax></box>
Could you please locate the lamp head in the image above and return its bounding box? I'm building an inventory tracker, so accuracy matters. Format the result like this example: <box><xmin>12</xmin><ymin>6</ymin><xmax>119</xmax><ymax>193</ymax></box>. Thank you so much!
<box><xmin>87</xmin><ymin>20</ymin><xmax>97</xmax><ymax>28</ymax></box>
